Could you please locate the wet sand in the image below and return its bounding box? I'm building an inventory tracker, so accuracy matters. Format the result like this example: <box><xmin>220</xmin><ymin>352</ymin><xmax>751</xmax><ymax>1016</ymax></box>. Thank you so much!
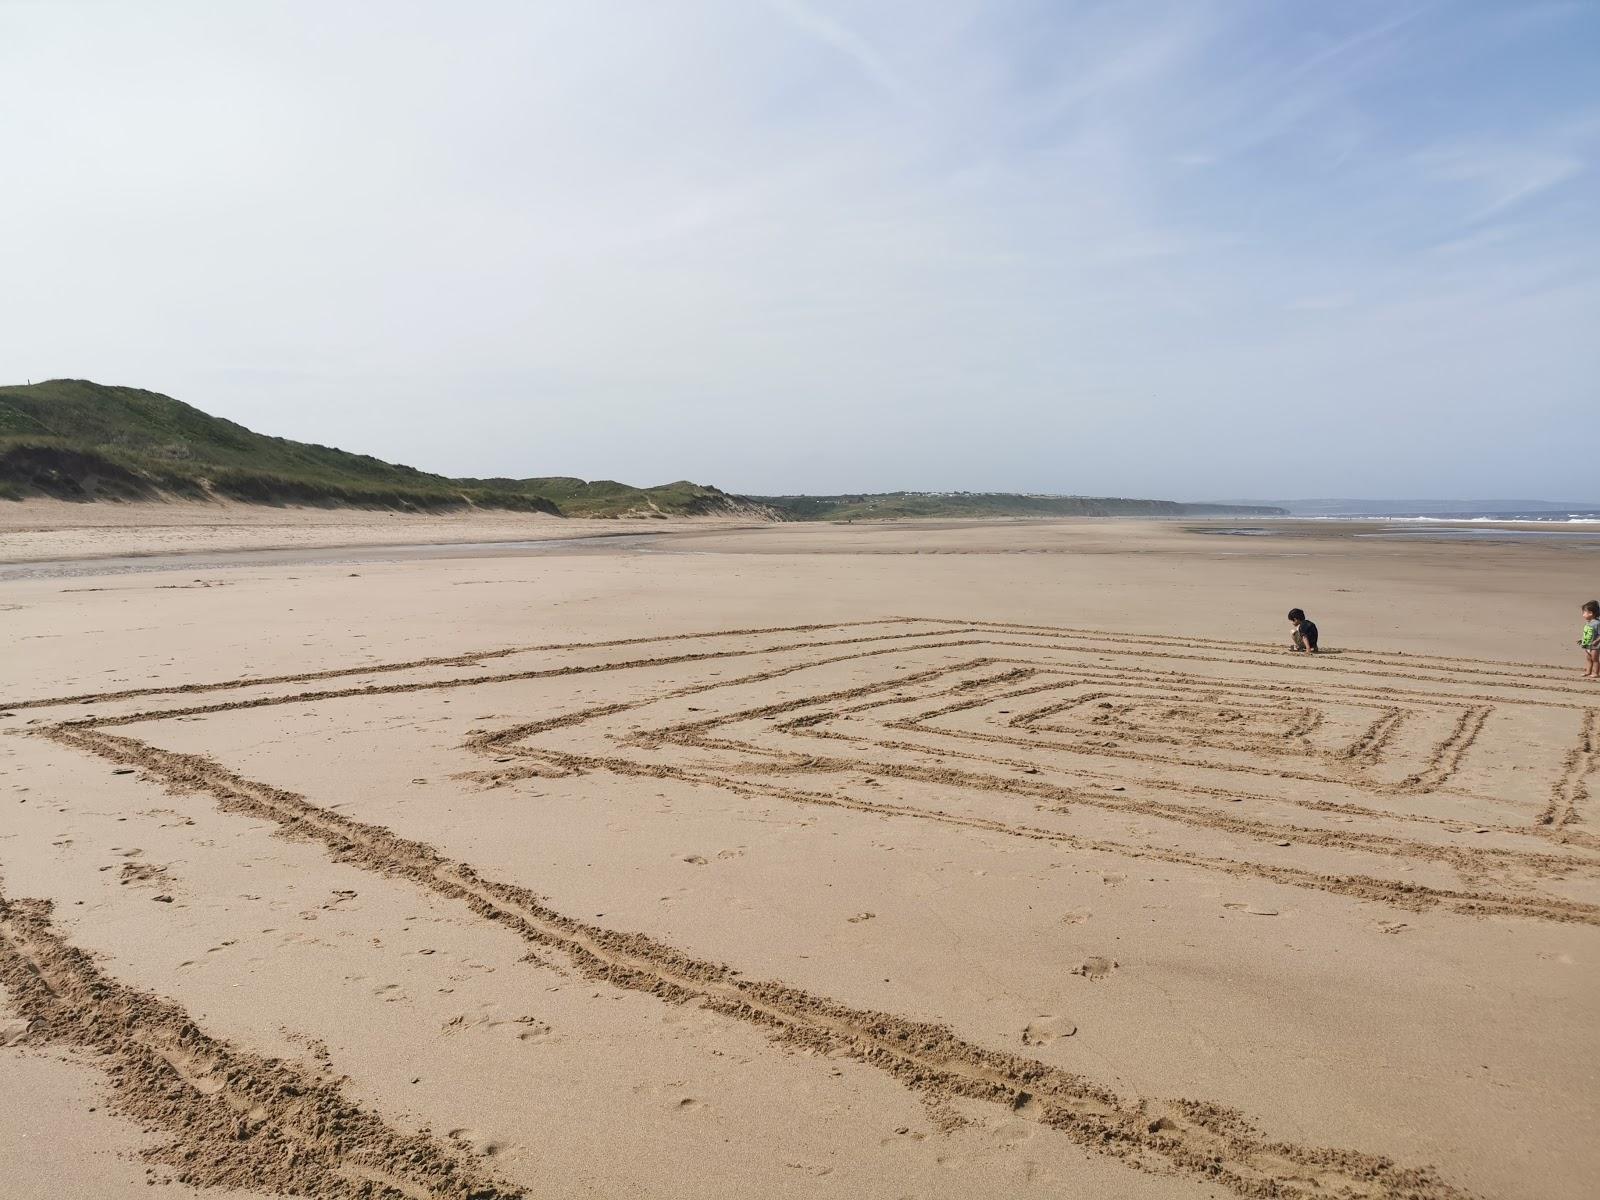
<box><xmin>2</xmin><ymin>517</ymin><xmax>1596</xmax><ymax>1199</ymax></box>
<box><xmin>0</xmin><ymin>532</ymin><xmax>675</xmax><ymax>583</ymax></box>
<box><xmin>0</xmin><ymin>496</ymin><xmax>757</xmax><ymax>565</ymax></box>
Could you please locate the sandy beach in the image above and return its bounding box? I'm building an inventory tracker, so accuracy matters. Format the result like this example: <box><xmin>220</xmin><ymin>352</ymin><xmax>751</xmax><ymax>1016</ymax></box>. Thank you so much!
<box><xmin>3</xmin><ymin>513</ymin><xmax>1597</xmax><ymax>1200</ymax></box>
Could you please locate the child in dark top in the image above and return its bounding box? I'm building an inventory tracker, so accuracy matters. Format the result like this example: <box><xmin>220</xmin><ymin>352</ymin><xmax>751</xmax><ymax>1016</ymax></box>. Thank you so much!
<box><xmin>1581</xmin><ymin>600</ymin><xmax>1599</xmax><ymax>679</ymax></box>
<box><xmin>1287</xmin><ymin>608</ymin><xmax>1319</xmax><ymax>653</ymax></box>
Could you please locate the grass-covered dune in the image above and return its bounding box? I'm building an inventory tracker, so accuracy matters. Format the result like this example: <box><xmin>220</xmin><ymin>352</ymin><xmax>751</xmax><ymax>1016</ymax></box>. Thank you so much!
<box><xmin>454</xmin><ymin>475</ymin><xmax>776</xmax><ymax>518</ymax></box>
<box><xmin>0</xmin><ymin>380</ymin><xmax>556</xmax><ymax>512</ymax></box>
<box><xmin>0</xmin><ymin>381</ymin><xmax>757</xmax><ymax>516</ymax></box>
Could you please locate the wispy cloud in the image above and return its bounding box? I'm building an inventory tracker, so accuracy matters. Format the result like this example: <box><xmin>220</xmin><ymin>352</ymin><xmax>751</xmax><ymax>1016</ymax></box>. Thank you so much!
<box><xmin>1419</xmin><ymin>144</ymin><xmax>1585</xmax><ymax>224</ymax></box>
<box><xmin>0</xmin><ymin>0</ymin><xmax>1594</xmax><ymax>497</ymax></box>
<box><xmin>757</xmin><ymin>0</ymin><xmax>915</xmax><ymax>104</ymax></box>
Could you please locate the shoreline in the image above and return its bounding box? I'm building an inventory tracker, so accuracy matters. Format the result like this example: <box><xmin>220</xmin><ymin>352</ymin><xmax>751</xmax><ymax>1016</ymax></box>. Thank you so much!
<box><xmin>9</xmin><ymin>497</ymin><xmax>1600</xmax><ymax>567</ymax></box>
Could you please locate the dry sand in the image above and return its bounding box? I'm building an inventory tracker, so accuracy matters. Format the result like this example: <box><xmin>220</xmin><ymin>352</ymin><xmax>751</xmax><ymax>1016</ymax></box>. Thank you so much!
<box><xmin>2</xmin><ymin>514</ymin><xmax>1597</xmax><ymax>1199</ymax></box>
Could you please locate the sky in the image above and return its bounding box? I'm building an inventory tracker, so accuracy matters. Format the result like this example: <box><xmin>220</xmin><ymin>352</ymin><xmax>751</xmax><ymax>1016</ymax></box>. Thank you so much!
<box><xmin>2</xmin><ymin>1</ymin><xmax>1597</xmax><ymax>500</ymax></box>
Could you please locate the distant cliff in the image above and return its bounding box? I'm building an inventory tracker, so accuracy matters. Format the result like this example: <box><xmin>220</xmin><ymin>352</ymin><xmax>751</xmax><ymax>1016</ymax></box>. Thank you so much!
<box><xmin>757</xmin><ymin>492</ymin><xmax>1288</xmax><ymax>520</ymax></box>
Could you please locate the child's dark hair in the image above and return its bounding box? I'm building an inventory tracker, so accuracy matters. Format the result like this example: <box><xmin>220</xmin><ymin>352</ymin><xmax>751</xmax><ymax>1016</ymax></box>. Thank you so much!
<box><xmin>1287</xmin><ymin>608</ymin><xmax>1306</xmax><ymax>622</ymax></box>
<box><xmin>1585</xmin><ymin>600</ymin><xmax>1600</xmax><ymax>617</ymax></box>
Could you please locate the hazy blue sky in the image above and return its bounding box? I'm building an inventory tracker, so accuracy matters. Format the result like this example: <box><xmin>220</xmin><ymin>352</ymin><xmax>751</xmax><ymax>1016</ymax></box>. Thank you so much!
<box><xmin>3</xmin><ymin>2</ymin><xmax>1596</xmax><ymax>498</ymax></box>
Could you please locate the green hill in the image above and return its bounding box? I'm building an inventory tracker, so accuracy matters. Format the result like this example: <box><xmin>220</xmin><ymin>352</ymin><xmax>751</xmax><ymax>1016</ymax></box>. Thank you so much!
<box><xmin>0</xmin><ymin>380</ymin><xmax>777</xmax><ymax>516</ymax></box>
<box><xmin>0</xmin><ymin>380</ymin><xmax>763</xmax><ymax>517</ymax></box>
<box><xmin>0</xmin><ymin>379</ymin><xmax>558</xmax><ymax>512</ymax></box>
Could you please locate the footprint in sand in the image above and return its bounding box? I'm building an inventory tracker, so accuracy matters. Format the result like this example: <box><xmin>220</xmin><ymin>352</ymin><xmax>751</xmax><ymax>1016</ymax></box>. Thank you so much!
<box><xmin>514</xmin><ymin>1018</ymin><xmax>559</xmax><ymax>1044</ymax></box>
<box><xmin>878</xmin><ymin>1127</ymin><xmax>928</xmax><ymax>1147</ymax></box>
<box><xmin>119</xmin><ymin>861</ymin><xmax>171</xmax><ymax>887</ymax></box>
<box><xmin>446</xmin><ymin>1128</ymin><xmax>506</xmax><ymax>1157</ymax></box>
<box><xmin>1070</xmin><ymin>957</ymin><xmax>1118</xmax><ymax>981</ymax></box>
<box><xmin>1021</xmin><ymin>1014</ymin><xmax>1077</xmax><ymax>1046</ymax></box>
<box><xmin>989</xmin><ymin>1118</ymin><xmax>1038</xmax><ymax>1147</ymax></box>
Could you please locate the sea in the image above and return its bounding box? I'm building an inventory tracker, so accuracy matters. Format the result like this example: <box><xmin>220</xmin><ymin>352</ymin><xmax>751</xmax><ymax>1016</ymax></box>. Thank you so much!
<box><xmin>1346</xmin><ymin>513</ymin><xmax>1600</xmax><ymax>542</ymax></box>
<box><xmin>1200</xmin><ymin>509</ymin><xmax>1600</xmax><ymax>544</ymax></box>
<box><xmin>1324</xmin><ymin>510</ymin><xmax>1600</xmax><ymax>523</ymax></box>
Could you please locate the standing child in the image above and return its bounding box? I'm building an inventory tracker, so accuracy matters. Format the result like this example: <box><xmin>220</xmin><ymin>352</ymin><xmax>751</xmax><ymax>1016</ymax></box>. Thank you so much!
<box><xmin>1581</xmin><ymin>600</ymin><xmax>1599</xmax><ymax>679</ymax></box>
<box><xmin>1287</xmin><ymin>608</ymin><xmax>1319</xmax><ymax>653</ymax></box>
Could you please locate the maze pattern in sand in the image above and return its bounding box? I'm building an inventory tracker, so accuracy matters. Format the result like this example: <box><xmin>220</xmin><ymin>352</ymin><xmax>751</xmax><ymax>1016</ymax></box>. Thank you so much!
<box><xmin>450</xmin><ymin>620</ymin><xmax>1600</xmax><ymax>923</ymax></box>
<box><xmin>13</xmin><ymin>617</ymin><xmax>1600</xmax><ymax>1200</ymax></box>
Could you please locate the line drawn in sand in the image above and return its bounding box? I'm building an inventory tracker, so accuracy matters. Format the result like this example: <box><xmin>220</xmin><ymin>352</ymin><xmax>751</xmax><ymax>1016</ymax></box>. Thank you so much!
<box><xmin>16</xmin><ymin>617</ymin><xmax>1600</xmax><ymax>1198</ymax></box>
